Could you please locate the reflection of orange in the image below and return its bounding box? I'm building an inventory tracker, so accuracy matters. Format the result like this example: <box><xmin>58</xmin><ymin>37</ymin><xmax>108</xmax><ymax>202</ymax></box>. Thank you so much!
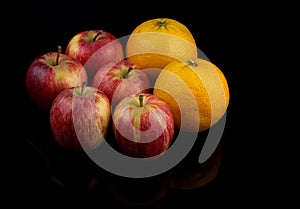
<box><xmin>126</xmin><ymin>18</ymin><xmax>198</xmax><ymax>70</ymax></box>
<box><xmin>153</xmin><ymin>58</ymin><xmax>230</xmax><ymax>132</ymax></box>
<box><xmin>168</xmin><ymin>143</ymin><xmax>222</xmax><ymax>190</ymax></box>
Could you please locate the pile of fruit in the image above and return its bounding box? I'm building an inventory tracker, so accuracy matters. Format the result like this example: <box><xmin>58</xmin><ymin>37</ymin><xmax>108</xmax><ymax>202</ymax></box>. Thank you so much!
<box><xmin>26</xmin><ymin>18</ymin><xmax>230</xmax><ymax>158</ymax></box>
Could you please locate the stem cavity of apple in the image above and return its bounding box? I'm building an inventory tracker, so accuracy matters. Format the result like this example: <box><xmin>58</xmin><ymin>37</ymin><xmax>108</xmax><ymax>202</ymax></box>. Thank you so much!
<box><xmin>123</xmin><ymin>67</ymin><xmax>133</xmax><ymax>79</ymax></box>
<box><xmin>93</xmin><ymin>30</ymin><xmax>103</xmax><ymax>42</ymax></box>
<box><xmin>139</xmin><ymin>94</ymin><xmax>144</xmax><ymax>107</ymax></box>
<box><xmin>56</xmin><ymin>45</ymin><xmax>62</xmax><ymax>65</ymax></box>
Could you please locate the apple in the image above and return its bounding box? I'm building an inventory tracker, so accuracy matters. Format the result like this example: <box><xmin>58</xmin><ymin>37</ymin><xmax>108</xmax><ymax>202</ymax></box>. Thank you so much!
<box><xmin>50</xmin><ymin>82</ymin><xmax>111</xmax><ymax>151</ymax></box>
<box><xmin>65</xmin><ymin>29</ymin><xmax>124</xmax><ymax>79</ymax></box>
<box><xmin>112</xmin><ymin>93</ymin><xmax>174</xmax><ymax>158</ymax></box>
<box><xmin>26</xmin><ymin>46</ymin><xmax>88</xmax><ymax>111</ymax></box>
<box><xmin>92</xmin><ymin>59</ymin><xmax>151</xmax><ymax>108</ymax></box>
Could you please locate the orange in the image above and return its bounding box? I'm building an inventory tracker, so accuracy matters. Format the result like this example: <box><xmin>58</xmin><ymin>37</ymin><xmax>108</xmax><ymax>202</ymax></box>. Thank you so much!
<box><xmin>126</xmin><ymin>18</ymin><xmax>198</xmax><ymax>73</ymax></box>
<box><xmin>153</xmin><ymin>58</ymin><xmax>230</xmax><ymax>132</ymax></box>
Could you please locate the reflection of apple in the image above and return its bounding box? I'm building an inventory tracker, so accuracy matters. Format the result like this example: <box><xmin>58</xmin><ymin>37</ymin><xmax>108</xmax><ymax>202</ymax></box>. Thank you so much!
<box><xmin>106</xmin><ymin>174</ymin><xmax>168</xmax><ymax>206</ymax></box>
<box><xmin>65</xmin><ymin>30</ymin><xmax>124</xmax><ymax>79</ymax></box>
<box><xmin>92</xmin><ymin>59</ymin><xmax>151</xmax><ymax>108</ymax></box>
<box><xmin>168</xmin><ymin>143</ymin><xmax>222</xmax><ymax>190</ymax></box>
<box><xmin>25</xmin><ymin>139</ymin><xmax>99</xmax><ymax>192</ymax></box>
<box><xmin>112</xmin><ymin>93</ymin><xmax>174</xmax><ymax>158</ymax></box>
<box><xmin>50</xmin><ymin>83</ymin><xmax>111</xmax><ymax>151</ymax></box>
<box><xmin>26</xmin><ymin>46</ymin><xmax>88</xmax><ymax>111</ymax></box>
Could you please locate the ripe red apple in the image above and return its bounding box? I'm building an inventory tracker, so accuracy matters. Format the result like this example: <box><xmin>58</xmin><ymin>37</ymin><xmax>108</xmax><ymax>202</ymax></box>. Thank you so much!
<box><xmin>26</xmin><ymin>46</ymin><xmax>88</xmax><ymax>111</ymax></box>
<box><xmin>92</xmin><ymin>59</ymin><xmax>151</xmax><ymax>108</ymax></box>
<box><xmin>112</xmin><ymin>93</ymin><xmax>174</xmax><ymax>158</ymax></box>
<box><xmin>50</xmin><ymin>82</ymin><xmax>111</xmax><ymax>151</ymax></box>
<box><xmin>65</xmin><ymin>30</ymin><xmax>124</xmax><ymax>79</ymax></box>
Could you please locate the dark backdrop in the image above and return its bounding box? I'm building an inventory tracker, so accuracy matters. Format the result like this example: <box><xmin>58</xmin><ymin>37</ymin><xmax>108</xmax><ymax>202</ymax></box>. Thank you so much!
<box><xmin>4</xmin><ymin>0</ymin><xmax>286</xmax><ymax>207</ymax></box>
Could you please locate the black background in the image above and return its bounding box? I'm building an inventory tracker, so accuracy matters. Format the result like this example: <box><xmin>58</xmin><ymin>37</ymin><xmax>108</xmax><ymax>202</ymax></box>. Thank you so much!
<box><xmin>4</xmin><ymin>0</ymin><xmax>293</xmax><ymax>207</ymax></box>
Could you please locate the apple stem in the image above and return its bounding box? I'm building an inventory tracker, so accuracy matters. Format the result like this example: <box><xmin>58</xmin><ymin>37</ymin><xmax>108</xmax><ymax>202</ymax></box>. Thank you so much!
<box><xmin>56</xmin><ymin>46</ymin><xmax>62</xmax><ymax>65</ymax></box>
<box><xmin>81</xmin><ymin>82</ymin><xmax>86</xmax><ymax>96</ymax></box>
<box><xmin>93</xmin><ymin>30</ymin><xmax>103</xmax><ymax>42</ymax></box>
<box><xmin>123</xmin><ymin>67</ymin><xmax>133</xmax><ymax>78</ymax></box>
<box><xmin>139</xmin><ymin>95</ymin><xmax>144</xmax><ymax>107</ymax></box>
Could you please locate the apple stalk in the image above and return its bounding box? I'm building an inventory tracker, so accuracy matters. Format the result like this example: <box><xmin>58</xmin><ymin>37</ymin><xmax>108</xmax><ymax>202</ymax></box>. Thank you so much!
<box><xmin>81</xmin><ymin>82</ymin><xmax>86</xmax><ymax>96</ymax></box>
<box><xmin>139</xmin><ymin>94</ymin><xmax>144</xmax><ymax>107</ymax></box>
<box><xmin>93</xmin><ymin>30</ymin><xmax>103</xmax><ymax>42</ymax></box>
<box><xmin>56</xmin><ymin>46</ymin><xmax>62</xmax><ymax>65</ymax></box>
<box><xmin>123</xmin><ymin>67</ymin><xmax>133</xmax><ymax>78</ymax></box>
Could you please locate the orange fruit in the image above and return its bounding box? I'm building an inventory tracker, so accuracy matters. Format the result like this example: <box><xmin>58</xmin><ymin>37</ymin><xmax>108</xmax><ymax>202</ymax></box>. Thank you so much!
<box><xmin>153</xmin><ymin>58</ymin><xmax>230</xmax><ymax>132</ymax></box>
<box><xmin>126</xmin><ymin>18</ymin><xmax>198</xmax><ymax>73</ymax></box>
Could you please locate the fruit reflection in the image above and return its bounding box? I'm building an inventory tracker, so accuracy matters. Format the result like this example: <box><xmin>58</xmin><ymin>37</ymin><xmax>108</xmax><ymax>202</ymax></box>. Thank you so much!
<box><xmin>26</xmin><ymin>138</ymin><xmax>100</xmax><ymax>192</ymax></box>
<box><xmin>105</xmin><ymin>173</ymin><xmax>168</xmax><ymax>206</ymax></box>
<box><xmin>25</xmin><ymin>130</ymin><xmax>222</xmax><ymax>196</ymax></box>
<box><xmin>167</xmin><ymin>143</ymin><xmax>222</xmax><ymax>190</ymax></box>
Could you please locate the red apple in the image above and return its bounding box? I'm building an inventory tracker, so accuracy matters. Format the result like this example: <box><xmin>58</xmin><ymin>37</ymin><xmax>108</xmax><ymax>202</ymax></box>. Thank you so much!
<box><xmin>92</xmin><ymin>59</ymin><xmax>151</xmax><ymax>108</ymax></box>
<box><xmin>65</xmin><ymin>30</ymin><xmax>124</xmax><ymax>79</ymax></box>
<box><xmin>26</xmin><ymin>46</ymin><xmax>88</xmax><ymax>111</ymax></box>
<box><xmin>112</xmin><ymin>93</ymin><xmax>174</xmax><ymax>158</ymax></box>
<box><xmin>50</xmin><ymin>82</ymin><xmax>111</xmax><ymax>151</ymax></box>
